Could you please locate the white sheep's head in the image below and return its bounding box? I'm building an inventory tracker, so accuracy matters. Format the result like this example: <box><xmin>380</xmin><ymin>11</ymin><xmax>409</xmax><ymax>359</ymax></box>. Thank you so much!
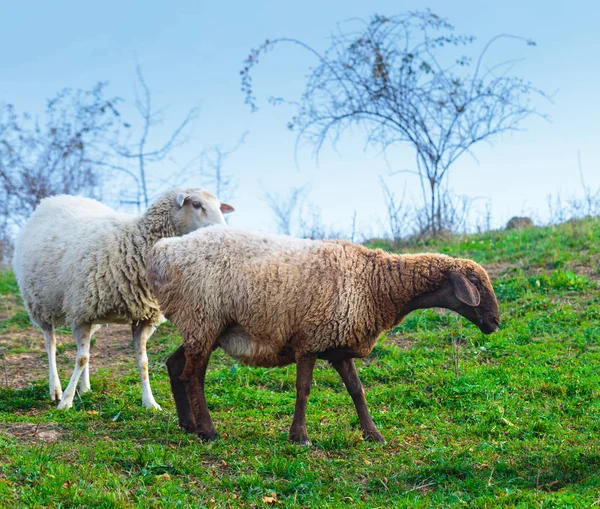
<box><xmin>173</xmin><ymin>188</ymin><xmax>234</xmax><ymax>234</ymax></box>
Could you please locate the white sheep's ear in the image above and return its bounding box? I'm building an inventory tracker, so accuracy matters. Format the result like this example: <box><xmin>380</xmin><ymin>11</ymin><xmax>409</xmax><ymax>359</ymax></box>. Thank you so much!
<box><xmin>220</xmin><ymin>203</ymin><xmax>234</xmax><ymax>214</ymax></box>
<box><xmin>449</xmin><ymin>272</ymin><xmax>481</xmax><ymax>307</ymax></box>
<box><xmin>176</xmin><ymin>193</ymin><xmax>191</xmax><ymax>208</ymax></box>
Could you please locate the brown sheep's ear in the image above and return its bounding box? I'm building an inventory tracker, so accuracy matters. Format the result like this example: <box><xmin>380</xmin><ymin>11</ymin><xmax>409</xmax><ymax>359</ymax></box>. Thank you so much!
<box><xmin>220</xmin><ymin>203</ymin><xmax>234</xmax><ymax>214</ymax></box>
<box><xmin>449</xmin><ymin>272</ymin><xmax>481</xmax><ymax>307</ymax></box>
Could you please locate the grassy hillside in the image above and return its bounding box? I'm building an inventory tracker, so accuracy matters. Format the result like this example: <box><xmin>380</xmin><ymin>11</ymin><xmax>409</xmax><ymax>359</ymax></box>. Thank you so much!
<box><xmin>0</xmin><ymin>219</ymin><xmax>599</xmax><ymax>508</ymax></box>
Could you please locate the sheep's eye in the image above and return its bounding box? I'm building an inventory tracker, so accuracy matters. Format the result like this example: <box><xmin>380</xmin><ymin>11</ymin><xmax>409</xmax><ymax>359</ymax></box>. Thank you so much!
<box><xmin>192</xmin><ymin>202</ymin><xmax>203</xmax><ymax>210</ymax></box>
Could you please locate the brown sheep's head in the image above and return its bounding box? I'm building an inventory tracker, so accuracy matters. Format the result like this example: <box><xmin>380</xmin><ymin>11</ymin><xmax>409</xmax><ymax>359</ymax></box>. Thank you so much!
<box><xmin>445</xmin><ymin>262</ymin><xmax>500</xmax><ymax>334</ymax></box>
<box><xmin>408</xmin><ymin>258</ymin><xmax>500</xmax><ymax>334</ymax></box>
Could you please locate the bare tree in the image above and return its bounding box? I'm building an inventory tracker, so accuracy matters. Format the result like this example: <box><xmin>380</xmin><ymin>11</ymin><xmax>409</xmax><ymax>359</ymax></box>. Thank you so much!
<box><xmin>0</xmin><ymin>84</ymin><xmax>121</xmax><ymax>237</ymax></box>
<box><xmin>0</xmin><ymin>84</ymin><xmax>121</xmax><ymax>264</ymax></box>
<box><xmin>0</xmin><ymin>69</ymin><xmax>209</xmax><ymax>264</ymax></box>
<box><xmin>264</xmin><ymin>185</ymin><xmax>351</xmax><ymax>240</ymax></box>
<box><xmin>349</xmin><ymin>210</ymin><xmax>358</xmax><ymax>243</ymax></box>
<box><xmin>475</xmin><ymin>200</ymin><xmax>493</xmax><ymax>233</ymax></box>
<box><xmin>196</xmin><ymin>132</ymin><xmax>248</xmax><ymax>202</ymax></box>
<box><xmin>110</xmin><ymin>66</ymin><xmax>199</xmax><ymax>210</ymax></box>
<box><xmin>242</xmin><ymin>10</ymin><xmax>549</xmax><ymax>235</ymax></box>
<box><xmin>297</xmin><ymin>205</ymin><xmax>327</xmax><ymax>239</ymax></box>
<box><xmin>380</xmin><ymin>177</ymin><xmax>411</xmax><ymax>240</ymax></box>
<box><xmin>547</xmin><ymin>151</ymin><xmax>600</xmax><ymax>224</ymax></box>
<box><xmin>264</xmin><ymin>186</ymin><xmax>307</xmax><ymax>235</ymax></box>
<box><xmin>571</xmin><ymin>151</ymin><xmax>600</xmax><ymax>218</ymax></box>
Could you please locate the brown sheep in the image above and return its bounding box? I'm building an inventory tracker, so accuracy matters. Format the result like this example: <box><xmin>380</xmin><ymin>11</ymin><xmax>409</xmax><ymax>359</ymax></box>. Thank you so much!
<box><xmin>147</xmin><ymin>226</ymin><xmax>500</xmax><ymax>444</ymax></box>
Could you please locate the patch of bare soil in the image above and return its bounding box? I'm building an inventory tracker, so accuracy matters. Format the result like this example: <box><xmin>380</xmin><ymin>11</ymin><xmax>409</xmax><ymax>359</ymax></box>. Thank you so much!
<box><xmin>483</xmin><ymin>262</ymin><xmax>513</xmax><ymax>280</ymax></box>
<box><xmin>0</xmin><ymin>324</ymin><xmax>135</xmax><ymax>389</ymax></box>
<box><xmin>0</xmin><ymin>294</ymin><xmax>22</xmax><ymax>322</ymax></box>
<box><xmin>386</xmin><ymin>333</ymin><xmax>417</xmax><ymax>350</ymax></box>
<box><xmin>569</xmin><ymin>262</ymin><xmax>600</xmax><ymax>282</ymax></box>
<box><xmin>1</xmin><ymin>423</ymin><xmax>68</xmax><ymax>443</ymax></box>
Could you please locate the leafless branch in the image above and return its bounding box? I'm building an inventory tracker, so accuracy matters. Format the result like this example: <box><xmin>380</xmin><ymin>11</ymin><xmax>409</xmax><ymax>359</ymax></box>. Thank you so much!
<box><xmin>242</xmin><ymin>10</ymin><xmax>549</xmax><ymax>235</ymax></box>
<box><xmin>264</xmin><ymin>185</ymin><xmax>308</xmax><ymax>235</ymax></box>
<box><xmin>190</xmin><ymin>131</ymin><xmax>249</xmax><ymax>202</ymax></box>
<box><xmin>0</xmin><ymin>84</ymin><xmax>121</xmax><ymax>254</ymax></box>
<box><xmin>112</xmin><ymin>66</ymin><xmax>200</xmax><ymax>208</ymax></box>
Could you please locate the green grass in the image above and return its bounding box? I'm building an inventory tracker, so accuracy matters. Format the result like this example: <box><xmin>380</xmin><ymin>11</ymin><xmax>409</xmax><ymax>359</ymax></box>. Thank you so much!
<box><xmin>1</xmin><ymin>219</ymin><xmax>600</xmax><ymax>507</ymax></box>
<box><xmin>0</xmin><ymin>270</ymin><xmax>19</xmax><ymax>297</ymax></box>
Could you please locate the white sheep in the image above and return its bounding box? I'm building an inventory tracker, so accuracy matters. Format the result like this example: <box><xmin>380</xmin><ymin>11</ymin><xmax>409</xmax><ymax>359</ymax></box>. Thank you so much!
<box><xmin>147</xmin><ymin>226</ymin><xmax>500</xmax><ymax>443</ymax></box>
<box><xmin>13</xmin><ymin>188</ymin><xmax>233</xmax><ymax>410</ymax></box>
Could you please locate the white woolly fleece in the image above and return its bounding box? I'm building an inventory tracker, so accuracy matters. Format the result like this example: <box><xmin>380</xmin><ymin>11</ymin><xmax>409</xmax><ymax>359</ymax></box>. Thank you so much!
<box><xmin>13</xmin><ymin>188</ymin><xmax>231</xmax><ymax>410</ymax></box>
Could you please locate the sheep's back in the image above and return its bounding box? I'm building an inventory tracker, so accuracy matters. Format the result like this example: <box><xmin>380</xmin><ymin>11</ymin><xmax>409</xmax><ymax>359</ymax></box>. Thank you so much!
<box><xmin>149</xmin><ymin>227</ymin><xmax>355</xmax><ymax>352</ymax></box>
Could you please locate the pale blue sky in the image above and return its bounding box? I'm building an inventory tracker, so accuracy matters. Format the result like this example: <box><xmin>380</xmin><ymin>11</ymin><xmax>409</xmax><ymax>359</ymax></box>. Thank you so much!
<box><xmin>2</xmin><ymin>0</ymin><xmax>599</xmax><ymax>236</ymax></box>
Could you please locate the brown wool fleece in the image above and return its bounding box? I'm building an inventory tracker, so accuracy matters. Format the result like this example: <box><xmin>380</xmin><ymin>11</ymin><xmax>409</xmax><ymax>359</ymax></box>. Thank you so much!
<box><xmin>148</xmin><ymin>227</ymin><xmax>496</xmax><ymax>365</ymax></box>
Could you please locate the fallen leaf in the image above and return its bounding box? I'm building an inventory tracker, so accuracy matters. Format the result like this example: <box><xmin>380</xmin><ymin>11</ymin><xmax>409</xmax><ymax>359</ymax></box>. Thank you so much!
<box><xmin>262</xmin><ymin>493</ymin><xmax>279</xmax><ymax>504</ymax></box>
<box><xmin>155</xmin><ymin>473</ymin><xmax>171</xmax><ymax>481</ymax></box>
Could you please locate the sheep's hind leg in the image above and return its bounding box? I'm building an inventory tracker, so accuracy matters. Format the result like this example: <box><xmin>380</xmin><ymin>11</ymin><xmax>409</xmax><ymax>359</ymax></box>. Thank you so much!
<box><xmin>180</xmin><ymin>348</ymin><xmax>218</xmax><ymax>441</ymax></box>
<box><xmin>331</xmin><ymin>358</ymin><xmax>385</xmax><ymax>443</ymax></box>
<box><xmin>41</xmin><ymin>323</ymin><xmax>62</xmax><ymax>401</ymax></box>
<box><xmin>79</xmin><ymin>324</ymin><xmax>101</xmax><ymax>394</ymax></box>
<box><xmin>57</xmin><ymin>323</ymin><xmax>93</xmax><ymax>410</ymax></box>
<box><xmin>166</xmin><ymin>346</ymin><xmax>196</xmax><ymax>433</ymax></box>
<box><xmin>289</xmin><ymin>352</ymin><xmax>317</xmax><ymax>446</ymax></box>
<box><xmin>132</xmin><ymin>321</ymin><xmax>161</xmax><ymax>410</ymax></box>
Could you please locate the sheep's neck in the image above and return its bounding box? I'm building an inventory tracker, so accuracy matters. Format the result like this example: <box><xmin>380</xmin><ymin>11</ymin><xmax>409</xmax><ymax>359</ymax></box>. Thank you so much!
<box><xmin>108</xmin><ymin>205</ymin><xmax>177</xmax><ymax>285</ymax></box>
<box><xmin>369</xmin><ymin>252</ymin><xmax>452</xmax><ymax>330</ymax></box>
<box><xmin>136</xmin><ymin>206</ymin><xmax>178</xmax><ymax>254</ymax></box>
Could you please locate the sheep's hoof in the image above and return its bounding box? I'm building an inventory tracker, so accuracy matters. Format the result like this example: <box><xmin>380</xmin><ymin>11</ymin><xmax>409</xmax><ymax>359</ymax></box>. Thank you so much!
<box><xmin>289</xmin><ymin>433</ymin><xmax>311</xmax><ymax>446</ymax></box>
<box><xmin>142</xmin><ymin>400</ymin><xmax>162</xmax><ymax>411</ymax></box>
<box><xmin>56</xmin><ymin>399</ymin><xmax>73</xmax><ymax>410</ymax></box>
<box><xmin>197</xmin><ymin>430</ymin><xmax>219</xmax><ymax>442</ymax></box>
<box><xmin>179</xmin><ymin>420</ymin><xmax>197</xmax><ymax>434</ymax></box>
<box><xmin>50</xmin><ymin>389</ymin><xmax>63</xmax><ymax>401</ymax></box>
<box><xmin>363</xmin><ymin>430</ymin><xmax>386</xmax><ymax>443</ymax></box>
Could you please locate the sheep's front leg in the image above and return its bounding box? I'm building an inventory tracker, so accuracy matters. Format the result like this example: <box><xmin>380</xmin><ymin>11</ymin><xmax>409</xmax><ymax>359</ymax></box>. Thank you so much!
<box><xmin>166</xmin><ymin>346</ymin><xmax>196</xmax><ymax>433</ymax></box>
<box><xmin>331</xmin><ymin>358</ymin><xmax>385</xmax><ymax>443</ymax></box>
<box><xmin>180</xmin><ymin>349</ymin><xmax>218</xmax><ymax>441</ymax></box>
<box><xmin>132</xmin><ymin>321</ymin><xmax>161</xmax><ymax>410</ymax></box>
<box><xmin>289</xmin><ymin>352</ymin><xmax>317</xmax><ymax>445</ymax></box>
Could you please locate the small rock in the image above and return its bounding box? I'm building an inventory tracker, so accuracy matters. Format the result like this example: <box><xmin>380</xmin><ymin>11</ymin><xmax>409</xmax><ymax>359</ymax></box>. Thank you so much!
<box><xmin>505</xmin><ymin>216</ymin><xmax>534</xmax><ymax>230</ymax></box>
